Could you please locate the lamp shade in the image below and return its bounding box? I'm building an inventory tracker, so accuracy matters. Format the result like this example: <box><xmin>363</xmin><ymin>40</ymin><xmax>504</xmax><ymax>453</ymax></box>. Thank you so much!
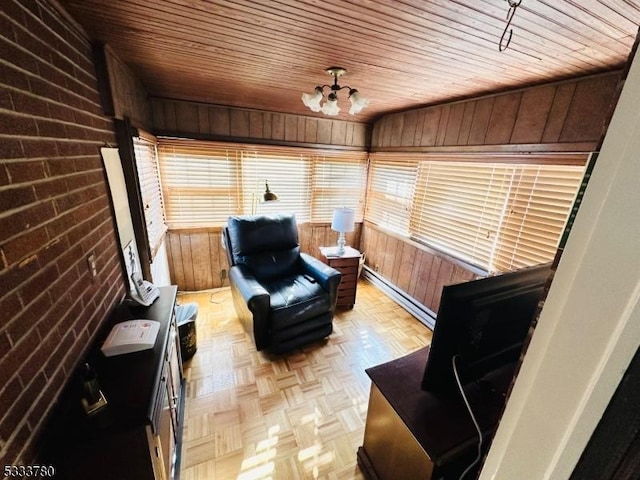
<box><xmin>348</xmin><ymin>89</ymin><xmax>369</xmax><ymax>115</ymax></box>
<box><xmin>301</xmin><ymin>87</ymin><xmax>323</xmax><ymax>112</ymax></box>
<box><xmin>262</xmin><ymin>180</ymin><xmax>278</xmax><ymax>202</ymax></box>
<box><xmin>321</xmin><ymin>94</ymin><xmax>340</xmax><ymax>116</ymax></box>
<box><xmin>331</xmin><ymin>207</ymin><xmax>355</xmax><ymax>233</ymax></box>
<box><xmin>251</xmin><ymin>180</ymin><xmax>279</xmax><ymax>214</ymax></box>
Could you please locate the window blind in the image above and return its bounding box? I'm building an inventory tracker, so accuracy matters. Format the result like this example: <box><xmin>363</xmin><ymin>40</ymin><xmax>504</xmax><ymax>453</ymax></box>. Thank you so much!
<box><xmin>365</xmin><ymin>156</ymin><xmax>418</xmax><ymax>236</ymax></box>
<box><xmin>240</xmin><ymin>150</ymin><xmax>311</xmax><ymax>221</ymax></box>
<box><xmin>310</xmin><ymin>151</ymin><xmax>368</xmax><ymax>222</ymax></box>
<box><xmin>133</xmin><ymin>132</ymin><xmax>167</xmax><ymax>258</ymax></box>
<box><xmin>492</xmin><ymin>164</ymin><xmax>587</xmax><ymax>272</ymax></box>
<box><xmin>157</xmin><ymin>139</ymin><xmax>367</xmax><ymax>228</ymax></box>
<box><xmin>412</xmin><ymin>161</ymin><xmax>512</xmax><ymax>269</ymax></box>
<box><xmin>157</xmin><ymin>141</ymin><xmax>239</xmax><ymax>228</ymax></box>
<box><xmin>367</xmin><ymin>153</ymin><xmax>587</xmax><ymax>273</ymax></box>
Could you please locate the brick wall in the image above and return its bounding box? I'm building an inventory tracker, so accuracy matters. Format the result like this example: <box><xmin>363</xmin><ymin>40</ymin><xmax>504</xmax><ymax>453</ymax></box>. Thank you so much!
<box><xmin>0</xmin><ymin>0</ymin><xmax>125</xmax><ymax>467</ymax></box>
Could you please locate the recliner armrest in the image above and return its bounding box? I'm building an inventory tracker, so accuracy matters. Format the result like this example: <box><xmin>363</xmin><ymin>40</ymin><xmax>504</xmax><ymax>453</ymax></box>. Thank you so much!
<box><xmin>229</xmin><ymin>265</ymin><xmax>270</xmax><ymax>310</ymax></box>
<box><xmin>229</xmin><ymin>265</ymin><xmax>271</xmax><ymax>349</ymax></box>
<box><xmin>300</xmin><ymin>253</ymin><xmax>342</xmax><ymax>309</ymax></box>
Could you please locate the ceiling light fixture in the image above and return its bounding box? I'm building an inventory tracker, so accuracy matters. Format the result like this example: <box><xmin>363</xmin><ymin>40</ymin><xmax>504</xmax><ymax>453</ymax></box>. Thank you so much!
<box><xmin>301</xmin><ymin>67</ymin><xmax>369</xmax><ymax>116</ymax></box>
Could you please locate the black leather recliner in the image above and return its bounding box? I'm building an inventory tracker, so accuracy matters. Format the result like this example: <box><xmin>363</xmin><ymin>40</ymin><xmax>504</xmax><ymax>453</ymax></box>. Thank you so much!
<box><xmin>223</xmin><ymin>213</ymin><xmax>342</xmax><ymax>354</ymax></box>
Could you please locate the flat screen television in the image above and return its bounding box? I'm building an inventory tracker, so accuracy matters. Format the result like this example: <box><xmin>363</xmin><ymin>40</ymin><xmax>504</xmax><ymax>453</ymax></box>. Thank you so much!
<box><xmin>421</xmin><ymin>262</ymin><xmax>552</xmax><ymax>396</ymax></box>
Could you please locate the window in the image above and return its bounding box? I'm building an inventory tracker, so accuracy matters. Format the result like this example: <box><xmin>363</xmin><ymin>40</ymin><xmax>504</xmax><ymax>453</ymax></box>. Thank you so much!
<box><xmin>367</xmin><ymin>153</ymin><xmax>588</xmax><ymax>273</ymax></box>
<box><xmin>364</xmin><ymin>156</ymin><xmax>418</xmax><ymax>236</ymax></box>
<box><xmin>492</xmin><ymin>164</ymin><xmax>587</xmax><ymax>272</ymax></box>
<box><xmin>412</xmin><ymin>161</ymin><xmax>512</xmax><ymax>270</ymax></box>
<box><xmin>156</xmin><ymin>142</ymin><xmax>239</xmax><ymax>228</ymax></box>
<box><xmin>157</xmin><ymin>139</ymin><xmax>368</xmax><ymax>228</ymax></box>
<box><xmin>240</xmin><ymin>150</ymin><xmax>311</xmax><ymax>220</ymax></box>
<box><xmin>133</xmin><ymin>132</ymin><xmax>167</xmax><ymax>258</ymax></box>
<box><xmin>310</xmin><ymin>153</ymin><xmax>368</xmax><ymax>222</ymax></box>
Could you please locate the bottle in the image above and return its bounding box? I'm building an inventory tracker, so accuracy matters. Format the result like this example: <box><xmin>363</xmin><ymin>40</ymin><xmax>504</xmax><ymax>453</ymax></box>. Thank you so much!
<box><xmin>82</xmin><ymin>363</ymin><xmax>101</xmax><ymax>405</ymax></box>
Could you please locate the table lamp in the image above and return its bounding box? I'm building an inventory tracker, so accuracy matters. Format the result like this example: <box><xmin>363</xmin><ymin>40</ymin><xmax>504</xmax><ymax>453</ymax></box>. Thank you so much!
<box><xmin>331</xmin><ymin>207</ymin><xmax>355</xmax><ymax>256</ymax></box>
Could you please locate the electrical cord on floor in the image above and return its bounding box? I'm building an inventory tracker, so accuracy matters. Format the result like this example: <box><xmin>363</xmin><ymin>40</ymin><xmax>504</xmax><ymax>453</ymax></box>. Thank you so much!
<box><xmin>209</xmin><ymin>287</ymin><xmax>228</xmax><ymax>304</ymax></box>
<box><xmin>452</xmin><ymin>354</ymin><xmax>483</xmax><ymax>480</ymax></box>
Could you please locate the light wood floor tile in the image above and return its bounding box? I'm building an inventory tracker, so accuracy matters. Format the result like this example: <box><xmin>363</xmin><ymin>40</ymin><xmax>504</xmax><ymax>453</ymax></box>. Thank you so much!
<box><xmin>178</xmin><ymin>280</ymin><xmax>431</xmax><ymax>479</ymax></box>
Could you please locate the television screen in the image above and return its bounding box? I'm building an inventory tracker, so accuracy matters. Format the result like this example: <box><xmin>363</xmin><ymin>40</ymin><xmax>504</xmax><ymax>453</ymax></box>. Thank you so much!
<box><xmin>421</xmin><ymin>262</ymin><xmax>552</xmax><ymax>396</ymax></box>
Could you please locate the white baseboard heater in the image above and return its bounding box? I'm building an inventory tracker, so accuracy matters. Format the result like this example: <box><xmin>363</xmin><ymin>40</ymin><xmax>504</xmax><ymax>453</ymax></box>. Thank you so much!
<box><xmin>361</xmin><ymin>266</ymin><xmax>437</xmax><ymax>330</ymax></box>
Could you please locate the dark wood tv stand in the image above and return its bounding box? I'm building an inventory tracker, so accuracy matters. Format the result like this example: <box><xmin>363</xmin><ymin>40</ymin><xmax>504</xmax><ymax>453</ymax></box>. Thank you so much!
<box><xmin>357</xmin><ymin>346</ymin><xmax>515</xmax><ymax>480</ymax></box>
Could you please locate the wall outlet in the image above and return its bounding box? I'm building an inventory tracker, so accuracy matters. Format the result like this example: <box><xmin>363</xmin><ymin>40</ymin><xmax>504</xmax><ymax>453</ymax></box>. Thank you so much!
<box><xmin>87</xmin><ymin>254</ymin><xmax>97</xmax><ymax>277</ymax></box>
<box><xmin>374</xmin><ymin>264</ymin><xmax>380</xmax><ymax>272</ymax></box>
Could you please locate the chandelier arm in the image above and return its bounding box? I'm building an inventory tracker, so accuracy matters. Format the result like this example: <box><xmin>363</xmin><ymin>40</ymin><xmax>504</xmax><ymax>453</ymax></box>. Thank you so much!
<box><xmin>324</xmin><ymin>85</ymin><xmax>353</xmax><ymax>92</ymax></box>
<box><xmin>315</xmin><ymin>84</ymin><xmax>354</xmax><ymax>92</ymax></box>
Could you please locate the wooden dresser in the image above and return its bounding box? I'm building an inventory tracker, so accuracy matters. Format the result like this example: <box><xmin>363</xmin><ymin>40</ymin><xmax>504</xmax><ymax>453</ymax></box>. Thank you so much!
<box><xmin>40</xmin><ymin>287</ymin><xmax>184</xmax><ymax>480</ymax></box>
<box><xmin>319</xmin><ymin>246</ymin><xmax>361</xmax><ymax>308</ymax></box>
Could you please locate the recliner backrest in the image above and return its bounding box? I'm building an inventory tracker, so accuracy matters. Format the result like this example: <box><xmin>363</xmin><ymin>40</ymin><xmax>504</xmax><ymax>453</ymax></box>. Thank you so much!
<box><xmin>226</xmin><ymin>213</ymin><xmax>301</xmax><ymax>280</ymax></box>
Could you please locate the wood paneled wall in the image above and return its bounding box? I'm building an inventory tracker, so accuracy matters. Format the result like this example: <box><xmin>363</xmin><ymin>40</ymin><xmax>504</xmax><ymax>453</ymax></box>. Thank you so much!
<box><xmin>372</xmin><ymin>71</ymin><xmax>623</xmax><ymax>152</ymax></box>
<box><xmin>170</xmin><ymin>224</ymin><xmax>451</xmax><ymax>315</ymax></box>
<box><xmin>166</xmin><ymin>230</ymin><xmax>227</xmax><ymax>292</ymax></box>
<box><xmin>93</xmin><ymin>44</ymin><xmax>152</xmax><ymax>130</ymax></box>
<box><xmin>151</xmin><ymin>98</ymin><xmax>370</xmax><ymax>148</ymax></box>
<box><xmin>360</xmin><ymin>224</ymin><xmax>478</xmax><ymax>314</ymax></box>
<box><xmin>166</xmin><ymin>224</ymin><xmax>361</xmax><ymax>291</ymax></box>
<box><xmin>363</xmin><ymin>71</ymin><xmax>625</xmax><ymax>316</ymax></box>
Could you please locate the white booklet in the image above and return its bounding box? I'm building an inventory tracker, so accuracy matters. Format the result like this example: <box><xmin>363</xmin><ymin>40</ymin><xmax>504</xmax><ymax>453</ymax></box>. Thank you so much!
<box><xmin>101</xmin><ymin>320</ymin><xmax>160</xmax><ymax>357</ymax></box>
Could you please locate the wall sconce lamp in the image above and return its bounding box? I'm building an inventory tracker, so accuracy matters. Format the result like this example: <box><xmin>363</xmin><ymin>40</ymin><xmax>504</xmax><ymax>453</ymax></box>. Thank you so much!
<box><xmin>331</xmin><ymin>207</ymin><xmax>355</xmax><ymax>256</ymax></box>
<box><xmin>302</xmin><ymin>67</ymin><xmax>369</xmax><ymax>116</ymax></box>
<box><xmin>251</xmin><ymin>180</ymin><xmax>279</xmax><ymax>215</ymax></box>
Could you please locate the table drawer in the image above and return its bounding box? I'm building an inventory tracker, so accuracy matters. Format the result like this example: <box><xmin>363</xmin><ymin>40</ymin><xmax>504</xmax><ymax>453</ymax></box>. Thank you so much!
<box><xmin>336</xmin><ymin>265</ymin><xmax>358</xmax><ymax>276</ymax></box>
<box><xmin>338</xmin><ymin>278</ymin><xmax>357</xmax><ymax>292</ymax></box>
<box><xmin>329</xmin><ymin>257</ymin><xmax>359</xmax><ymax>269</ymax></box>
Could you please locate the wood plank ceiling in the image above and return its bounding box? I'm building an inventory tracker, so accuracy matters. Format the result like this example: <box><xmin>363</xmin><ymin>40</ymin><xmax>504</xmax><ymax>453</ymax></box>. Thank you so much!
<box><xmin>59</xmin><ymin>0</ymin><xmax>640</xmax><ymax>123</ymax></box>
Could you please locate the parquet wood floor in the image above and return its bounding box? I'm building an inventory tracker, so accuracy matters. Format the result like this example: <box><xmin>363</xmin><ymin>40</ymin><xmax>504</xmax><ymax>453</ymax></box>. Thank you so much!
<box><xmin>178</xmin><ymin>280</ymin><xmax>432</xmax><ymax>480</ymax></box>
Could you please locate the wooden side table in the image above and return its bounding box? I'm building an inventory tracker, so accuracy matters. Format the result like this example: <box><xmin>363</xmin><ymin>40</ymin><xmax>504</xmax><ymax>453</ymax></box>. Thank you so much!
<box><xmin>319</xmin><ymin>246</ymin><xmax>361</xmax><ymax>308</ymax></box>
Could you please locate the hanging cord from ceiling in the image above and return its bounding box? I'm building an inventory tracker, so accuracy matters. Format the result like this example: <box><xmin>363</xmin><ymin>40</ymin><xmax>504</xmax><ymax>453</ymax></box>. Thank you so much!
<box><xmin>499</xmin><ymin>0</ymin><xmax>522</xmax><ymax>52</ymax></box>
